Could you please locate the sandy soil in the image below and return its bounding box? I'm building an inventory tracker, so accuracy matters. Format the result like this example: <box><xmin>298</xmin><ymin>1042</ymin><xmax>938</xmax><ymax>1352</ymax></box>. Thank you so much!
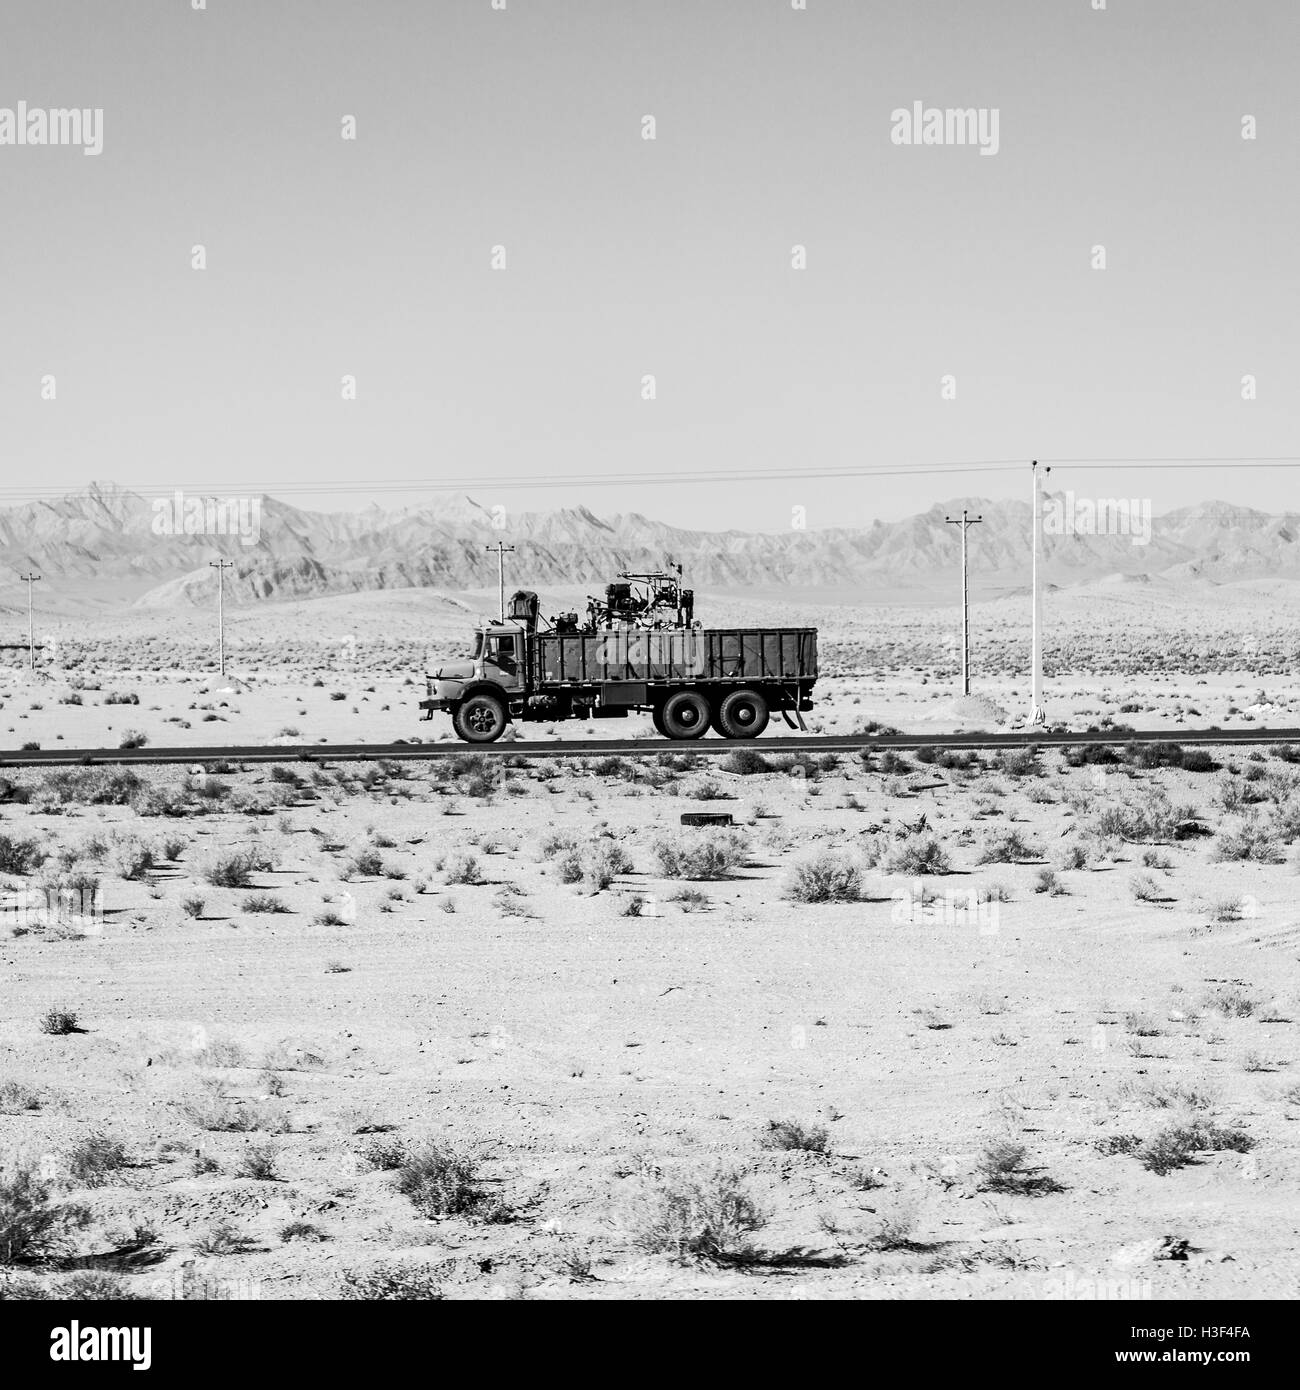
<box><xmin>3</xmin><ymin>580</ymin><xmax>1297</xmax><ymax>750</ymax></box>
<box><xmin>2</xmin><ymin>742</ymin><xmax>1298</xmax><ymax>1300</ymax></box>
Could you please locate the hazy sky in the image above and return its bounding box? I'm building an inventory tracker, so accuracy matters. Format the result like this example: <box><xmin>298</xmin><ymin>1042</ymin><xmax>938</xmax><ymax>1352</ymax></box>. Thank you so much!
<box><xmin>1</xmin><ymin>0</ymin><xmax>1297</xmax><ymax>532</ymax></box>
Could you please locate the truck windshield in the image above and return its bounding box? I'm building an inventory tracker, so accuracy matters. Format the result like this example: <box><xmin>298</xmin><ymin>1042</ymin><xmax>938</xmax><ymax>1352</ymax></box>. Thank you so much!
<box><xmin>470</xmin><ymin>632</ymin><xmax>484</xmax><ymax>659</ymax></box>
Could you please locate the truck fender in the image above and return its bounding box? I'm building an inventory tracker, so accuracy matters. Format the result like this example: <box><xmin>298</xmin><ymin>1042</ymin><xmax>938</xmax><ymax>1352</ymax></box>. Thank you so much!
<box><xmin>453</xmin><ymin>681</ymin><xmax>510</xmax><ymax>709</ymax></box>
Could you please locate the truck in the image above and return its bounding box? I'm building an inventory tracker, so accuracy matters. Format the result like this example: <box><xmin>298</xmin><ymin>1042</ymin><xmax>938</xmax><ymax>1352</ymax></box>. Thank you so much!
<box><xmin>420</xmin><ymin>572</ymin><xmax>817</xmax><ymax>743</ymax></box>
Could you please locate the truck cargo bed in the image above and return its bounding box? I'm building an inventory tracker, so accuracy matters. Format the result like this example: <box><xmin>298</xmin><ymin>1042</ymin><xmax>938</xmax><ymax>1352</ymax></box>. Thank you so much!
<box><xmin>535</xmin><ymin>627</ymin><xmax>817</xmax><ymax>686</ymax></box>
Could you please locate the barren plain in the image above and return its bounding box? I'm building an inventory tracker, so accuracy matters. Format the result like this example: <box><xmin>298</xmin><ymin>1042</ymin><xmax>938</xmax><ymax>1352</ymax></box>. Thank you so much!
<box><xmin>0</xmin><ymin>581</ymin><xmax>1297</xmax><ymax>1301</ymax></box>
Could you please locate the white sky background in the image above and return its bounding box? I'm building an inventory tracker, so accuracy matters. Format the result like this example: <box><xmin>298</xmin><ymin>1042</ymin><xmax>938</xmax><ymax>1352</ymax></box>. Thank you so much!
<box><xmin>0</xmin><ymin>0</ymin><xmax>1296</xmax><ymax>533</ymax></box>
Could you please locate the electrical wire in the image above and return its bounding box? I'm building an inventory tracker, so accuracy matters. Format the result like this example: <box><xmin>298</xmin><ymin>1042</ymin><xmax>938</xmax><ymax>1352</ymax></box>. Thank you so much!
<box><xmin>0</xmin><ymin>455</ymin><xmax>1297</xmax><ymax>506</ymax></box>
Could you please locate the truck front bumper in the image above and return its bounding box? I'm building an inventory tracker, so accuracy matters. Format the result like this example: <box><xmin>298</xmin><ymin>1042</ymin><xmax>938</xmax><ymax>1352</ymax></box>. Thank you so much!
<box><xmin>420</xmin><ymin>677</ymin><xmax>468</xmax><ymax>718</ymax></box>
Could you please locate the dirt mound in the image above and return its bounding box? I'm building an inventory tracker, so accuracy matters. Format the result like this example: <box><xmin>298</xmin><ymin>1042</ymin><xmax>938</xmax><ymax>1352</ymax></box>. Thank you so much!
<box><xmin>932</xmin><ymin>692</ymin><xmax>1009</xmax><ymax>729</ymax></box>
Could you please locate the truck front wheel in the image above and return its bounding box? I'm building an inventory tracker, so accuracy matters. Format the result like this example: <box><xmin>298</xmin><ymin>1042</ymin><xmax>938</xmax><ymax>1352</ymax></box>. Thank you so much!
<box><xmin>452</xmin><ymin>693</ymin><xmax>508</xmax><ymax>743</ymax></box>
<box><xmin>660</xmin><ymin>690</ymin><xmax>710</xmax><ymax>740</ymax></box>
<box><xmin>718</xmin><ymin>688</ymin><xmax>769</xmax><ymax>739</ymax></box>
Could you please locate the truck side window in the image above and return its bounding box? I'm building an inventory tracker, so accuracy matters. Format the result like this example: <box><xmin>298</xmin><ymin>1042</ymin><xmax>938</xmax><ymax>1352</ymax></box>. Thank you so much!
<box><xmin>490</xmin><ymin>636</ymin><xmax>517</xmax><ymax>670</ymax></box>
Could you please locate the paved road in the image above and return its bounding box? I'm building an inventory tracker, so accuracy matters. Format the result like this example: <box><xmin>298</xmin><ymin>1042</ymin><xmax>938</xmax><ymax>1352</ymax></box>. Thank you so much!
<box><xmin>1</xmin><ymin>726</ymin><xmax>1296</xmax><ymax>766</ymax></box>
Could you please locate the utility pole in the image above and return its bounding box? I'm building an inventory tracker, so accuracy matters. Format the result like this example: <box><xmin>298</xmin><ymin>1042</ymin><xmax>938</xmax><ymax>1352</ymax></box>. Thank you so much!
<box><xmin>1030</xmin><ymin>461</ymin><xmax>1050</xmax><ymax>725</ymax></box>
<box><xmin>20</xmin><ymin>573</ymin><xmax>40</xmax><ymax>671</ymax></box>
<box><xmin>209</xmin><ymin>559</ymin><xmax>233</xmax><ymax>676</ymax></box>
<box><xmin>944</xmin><ymin>510</ymin><xmax>983</xmax><ymax>695</ymax></box>
<box><xmin>485</xmin><ymin>542</ymin><xmax>515</xmax><ymax>622</ymax></box>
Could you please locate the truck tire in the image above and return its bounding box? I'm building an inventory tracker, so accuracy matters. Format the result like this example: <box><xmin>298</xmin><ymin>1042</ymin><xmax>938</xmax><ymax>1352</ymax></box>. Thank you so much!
<box><xmin>651</xmin><ymin>705</ymin><xmax>668</xmax><ymax>737</ymax></box>
<box><xmin>717</xmin><ymin>688</ymin><xmax>769</xmax><ymax>739</ymax></box>
<box><xmin>452</xmin><ymin>692</ymin><xmax>508</xmax><ymax>743</ymax></box>
<box><xmin>660</xmin><ymin>689</ymin><xmax>710</xmax><ymax>740</ymax></box>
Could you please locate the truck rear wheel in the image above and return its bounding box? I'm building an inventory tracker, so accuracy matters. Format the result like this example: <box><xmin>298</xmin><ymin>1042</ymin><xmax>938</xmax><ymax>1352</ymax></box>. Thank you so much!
<box><xmin>718</xmin><ymin>688</ymin><xmax>769</xmax><ymax>739</ymax></box>
<box><xmin>660</xmin><ymin>689</ymin><xmax>710</xmax><ymax>740</ymax></box>
<box><xmin>651</xmin><ymin>705</ymin><xmax>668</xmax><ymax>737</ymax></box>
<box><xmin>452</xmin><ymin>693</ymin><xmax>508</xmax><ymax>743</ymax></box>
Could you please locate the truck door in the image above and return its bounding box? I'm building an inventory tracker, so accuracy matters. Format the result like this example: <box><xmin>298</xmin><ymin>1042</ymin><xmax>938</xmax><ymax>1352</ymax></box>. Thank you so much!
<box><xmin>484</xmin><ymin>633</ymin><xmax>524</xmax><ymax>692</ymax></box>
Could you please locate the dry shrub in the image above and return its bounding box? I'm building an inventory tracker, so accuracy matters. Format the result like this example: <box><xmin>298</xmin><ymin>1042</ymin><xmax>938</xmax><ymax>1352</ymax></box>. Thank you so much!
<box><xmin>620</xmin><ymin>1163</ymin><xmax>766</xmax><ymax>1264</ymax></box>
<box><xmin>760</xmin><ymin>1119</ymin><xmax>830</xmax><ymax>1154</ymax></box>
<box><xmin>393</xmin><ymin>1142</ymin><xmax>505</xmax><ymax>1221</ymax></box>
<box><xmin>975</xmin><ymin>830</ymin><xmax>1042</xmax><ymax>865</ymax></box>
<box><xmin>783</xmin><ymin>849</ymin><xmax>863</xmax><ymax>903</ymax></box>
<box><xmin>651</xmin><ymin>829</ymin><xmax>748</xmax><ymax>880</ymax></box>
<box><xmin>883</xmin><ymin>833</ymin><xmax>950</xmax><ymax>875</ymax></box>
<box><xmin>63</xmin><ymin>1133</ymin><xmax>129</xmax><ymax>1188</ymax></box>
<box><xmin>338</xmin><ymin>1261</ymin><xmax>444</xmax><ymax>1300</ymax></box>
<box><xmin>1139</xmin><ymin>1120</ymin><xmax>1253</xmax><ymax>1175</ymax></box>
<box><xmin>0</xmin><ymin>1168</ymin><xmax>91</xmax><ymax>1265</ymax></box>
<box><xmin>1211</xmin><ymin>817</ymin><xmax>1285</xmax><ymax>864</ymax></box>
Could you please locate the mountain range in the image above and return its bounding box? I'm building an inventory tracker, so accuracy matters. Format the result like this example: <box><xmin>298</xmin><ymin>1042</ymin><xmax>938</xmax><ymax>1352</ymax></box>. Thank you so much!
<box><xmin>0</xmin><ymin>482</ymin><xmax>1295</xmax><ymax>612</ymax></box>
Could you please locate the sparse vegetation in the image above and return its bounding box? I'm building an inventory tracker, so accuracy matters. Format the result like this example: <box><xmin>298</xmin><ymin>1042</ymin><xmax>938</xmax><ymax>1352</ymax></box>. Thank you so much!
<box><xmin>621</xmin><ymin>1163</ymin><xmax>766</xmax><ymax>1264</ymax></box>
<box><xmin>388</xmin><ymin>1141</ymin><xmax>505</xmax><ymax>1222</ymax></box>
<box><xmin>975</xmin><ymin>830</ymin><xmax>1042</xmax><ymax>865</ymax></box>
<box><xmin>1211</xmin><ymin>818</ymin><xmax>1286</xmax><ymax>864</ymax></box>
<box><xmin>783</xmin><ymin>849</ymin><xmax>863</xmax><ymax>903</ymax></box>
<box><xmin>236</xmin><ymin>1141</ymin><xmax>280</xmax><ymax>1181</ymax></box>
<box><xmin>338</xmin><ymin>1261</ymin><xmax>444</xmax><ymax>1300</ymax></box>
<box><xmin>63</xmin><ymin>1133</ymin><xmax>129</xmax><ymax>1188</ymax></box>
<box><xmin>280</xmin><ymin>1221</ymin><xmax>325</xmax><ymax>1243</ymax></box>
<box><xmin>0</xmin><ymin>832</ymin><xmax>47</xmax><ymax>875</ymax></box>
<box><xmin>195</xmin><ymin>1219</ymin><xmax>257</xmax><ymax>1255</ymax></box>
<box><xmin>883</xmin><ymin>833</ymin><xmax>951</xmax><ymax>876</ymax></box>
<box><xmin>0</xmin><ymin>1168</ymin><xmax>91</xmax><ymax>1264</ymax></box>
<box><xmin>347</xmin><ymin>847</ymin><xmax>385</xmax><ymax>878</ymax></box>
<box><xmin>1129</xmin><ymin>873</ymin><xmax>1164</xmax><ymax>903</ymax></box>
<box><xmin>975</xmin><ymin>1139</ymin><xmax>1057</xmax><ymax>1195</ymax></box>
<box><xmin>651</xmin><ymin>829</ymin><xmax>748</xmax><ymax>880</ymax></box>
<box><xmin>203</xmin><ymin>847</ymin><xmax>276</xmax><ymax>889</ymax></box>
<box><xmin>443</xmin><ymin>851</ymin><xmax>483</xmax><ymax>885</ymax></box>
<box><xmin>4</xmin><ymin>671</ymin><xmax>1297</xmax><ymax>1298</ymax></box>
<box><xmin>0</xmin><ymin>1081</ymin><xmax>41</xmax><ymax>1115</ymax></box>
<box><xmin>242</xmin><ymin>893</ymin><xmax>289</xmax><ymax>914</ymax></box>
<box><xmin>720</xmin><ymin>749</ymin><xmax>771</xmax><ymax>776</ymax></box>
<box><xmin>759</xmin><ymin>1119</ymin><xmax>830</xmax><ymax>1154</ymax></box>
<box><xmin>1138</xmin><ymin>1120</ymin><xmax>1254</xmax><ymax>1176</ymax></box>
<box><xmin>39</xmin><ymin>1007</ymin><xmax>80</xmax><ymax>1037</ymax></box>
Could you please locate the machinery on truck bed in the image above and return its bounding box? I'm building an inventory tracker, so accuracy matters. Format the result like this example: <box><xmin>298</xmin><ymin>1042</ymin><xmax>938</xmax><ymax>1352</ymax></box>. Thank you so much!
<box><xmin>420</xmin><ymin>569</ymin><xmax>817</xmax><ymax>743</ymax></box>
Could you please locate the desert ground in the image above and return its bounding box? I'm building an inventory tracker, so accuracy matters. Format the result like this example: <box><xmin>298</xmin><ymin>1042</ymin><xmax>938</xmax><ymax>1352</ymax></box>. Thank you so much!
<box><xmin>1</xmin><ymin>583</ymin><xmax>1298</xmax><ymax>1301</ymax></box>
<box><xmin>3</xmin><ymin>577</ymin><xmax>1299</xmax><ymax>750</ymax></box>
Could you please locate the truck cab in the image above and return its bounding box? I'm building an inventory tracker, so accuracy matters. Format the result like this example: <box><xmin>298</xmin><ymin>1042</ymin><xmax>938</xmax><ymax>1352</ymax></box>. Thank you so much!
<box><xmin>420</xmin><ymin>620</ymin><xmax>526</xmax><ymax>740</ymax></box>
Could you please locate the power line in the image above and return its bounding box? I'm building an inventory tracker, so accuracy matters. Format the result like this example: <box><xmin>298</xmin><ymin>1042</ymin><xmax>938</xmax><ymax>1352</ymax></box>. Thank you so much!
<box><xmin>0</xmin><ymin>454</ymin><xmax>1298</xmax><ymax>507</ymax></box>
<box><xmin>1046</xmin><ymin>456</ymin><xmax>1300</xmax><ymax>468</ymax></box>
<box><xmin>0</xmin><ymin>460</ymin><xmax>1024</xmax><ymax>504</ymax></box>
